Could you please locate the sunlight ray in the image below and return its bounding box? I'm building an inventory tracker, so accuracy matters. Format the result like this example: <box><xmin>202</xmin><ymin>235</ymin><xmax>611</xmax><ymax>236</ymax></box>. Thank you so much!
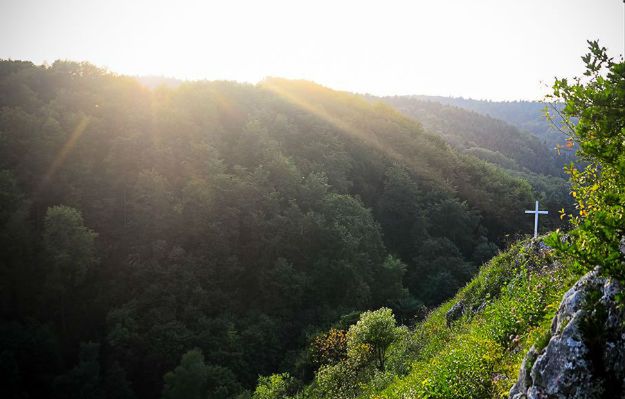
<box><xmin>260</xmin><ymin>79</ymin><xmax>407</xmax><ymax>164</ymax></box>
<box><xmin>40</xmin><ymin>115</ymin><xmax>91</xmax><ymax>187</ymax></box>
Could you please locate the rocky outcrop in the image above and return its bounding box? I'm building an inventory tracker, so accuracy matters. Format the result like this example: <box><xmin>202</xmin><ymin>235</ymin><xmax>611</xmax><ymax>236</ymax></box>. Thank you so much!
<box><xmin>445</xmin><ymin>300</ymin><xmax>465</xmax><ymax>327</ymax></box>
<box><xmin>509</xmin><ymin>267</ymin><xmax>625</xmax><ymax>399</ymax></box>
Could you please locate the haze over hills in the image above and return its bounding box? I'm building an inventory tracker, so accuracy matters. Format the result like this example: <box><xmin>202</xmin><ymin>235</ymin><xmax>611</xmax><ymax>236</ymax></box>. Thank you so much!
<box><xmin>408</xmin><ymin>95</ymin><xmax>569</xmax><ymax>150</ymax></box>
<box><xmin>380</xmin><ymin>97</ymin><xmax>563</xmax><ymax>175</ymax></box>
<box><xmin>137</xmin><ymin>75</ymin><xmax>573</xmax><ymax>176</ymax></box>
<box><xmin>379</xmin><ymin>96</ymin><xmax>575</xmax><ymax>220</ymax></box>
<box><xmin>138</xmin><ymin>76</ymin><xmax>574</xmax><ymax>218</ymax></box>
<box><xmin>136</xmin><ymin>75</ymin><xmax>184</xmax><ymax>90</ymax></box>
<box><xmin>135</xmin><ymin>76</ymin><xmax>568</xmax><ymax>153</ymax></box>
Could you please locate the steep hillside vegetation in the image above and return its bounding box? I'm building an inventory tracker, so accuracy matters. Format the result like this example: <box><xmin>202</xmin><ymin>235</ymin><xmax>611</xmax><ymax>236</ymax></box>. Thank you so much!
<box><xmin>252</xmin><ymin>239</ymin><xmax>576</xmax><ymax>399</ymax></box>
<box><xmin>0</xmin><ymin>61</ymin><xmax>551</xmax><ymax>398</ymax></box>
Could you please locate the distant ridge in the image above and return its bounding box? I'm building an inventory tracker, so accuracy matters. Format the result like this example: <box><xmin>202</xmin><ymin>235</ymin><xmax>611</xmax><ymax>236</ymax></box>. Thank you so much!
<box><xmin>407</xmin><ymin>95</ymin><xmax>567</xmax><ymax>149</ymax></box>
<box><xmin>135</xmin><ymin>75</ymin><xmax>183</xmax><ymax>89</ymax></box>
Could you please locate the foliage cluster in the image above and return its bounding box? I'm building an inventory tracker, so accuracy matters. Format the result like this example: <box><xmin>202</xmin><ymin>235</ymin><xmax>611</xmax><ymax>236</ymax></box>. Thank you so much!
<box><xmin>310</xmin><ymin>328</ymin><xmax>348</xmax><ymax>367</ymax></box>
<box><xmin>252</xmin><ymin>372</ymin><xmax>301</xmax><ymax>399</ymax></box>
<box><xmin>546</xmin><ymin>41</ymin><xmax>625</xmax><ymax>279</ymax></box>
<box><xmin>305</xmin><ymin>308</ymin><xmax>405</xmax><ymax>399</ymax></box>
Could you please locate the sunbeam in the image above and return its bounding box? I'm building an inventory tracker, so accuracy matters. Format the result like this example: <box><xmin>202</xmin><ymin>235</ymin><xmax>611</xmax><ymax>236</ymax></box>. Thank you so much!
<box><xmin>40</xmin><ymin>115</ymin><xmax>91</xmax><ymax>188</ymax></box>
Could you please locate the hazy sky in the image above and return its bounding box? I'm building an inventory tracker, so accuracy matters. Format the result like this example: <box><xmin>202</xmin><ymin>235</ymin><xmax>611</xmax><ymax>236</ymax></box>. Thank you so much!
<box><xmin>1</xmin><ymin>0</ymin><xmax>623</xmax><ymax>100</ymax></box>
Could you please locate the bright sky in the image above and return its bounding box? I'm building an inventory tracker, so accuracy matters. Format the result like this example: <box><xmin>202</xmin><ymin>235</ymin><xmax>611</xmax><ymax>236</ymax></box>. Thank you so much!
<box><xmin>1</xmin><ymin>0</ymin><xmax>623</xmax><ymax>100</ymax></box>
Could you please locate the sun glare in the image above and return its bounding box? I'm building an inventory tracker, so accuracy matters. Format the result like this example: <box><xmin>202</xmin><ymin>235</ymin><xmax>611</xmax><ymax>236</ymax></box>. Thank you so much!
<box><xmin>1</xmin><ymin>0</ymin><xmax>624</xmax><ymax>99</ymax></box>
<box><xmin>40</xmin><ymin>115</ymin><xmax>91</xmax><ymax>191</ymax></box>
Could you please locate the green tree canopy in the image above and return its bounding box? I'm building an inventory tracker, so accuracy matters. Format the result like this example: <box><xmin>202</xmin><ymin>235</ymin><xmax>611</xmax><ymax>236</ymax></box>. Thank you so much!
<box><xmin>346</xmin><ymin>308</ymin><xmax>401</xmax><ymax>371</ymax></box>
<box><xmin>162</xmin><ymin>349</ymin><xmax>209</xmax><ymax>399</ymax></box>
<box><xmin>43</xmin><ymin>205</ymin><xmax>97</xmax><ymax>292</ymax></box>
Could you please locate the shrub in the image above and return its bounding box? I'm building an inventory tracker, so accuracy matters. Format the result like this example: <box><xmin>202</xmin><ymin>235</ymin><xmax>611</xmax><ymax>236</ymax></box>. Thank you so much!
<box><xmin>546</xmin><ymin>41</ymin><xmax>625</xmax><ymax>279</ymax></box>
<box><xmin>347</xmin><ymin>308</ymin><xmax>401</xmax><ymax>371</ymax></box>
<box><xmin>252</xmin><ymin>372</ymin><xmax>300</xmax><ymax>399</ymax></box>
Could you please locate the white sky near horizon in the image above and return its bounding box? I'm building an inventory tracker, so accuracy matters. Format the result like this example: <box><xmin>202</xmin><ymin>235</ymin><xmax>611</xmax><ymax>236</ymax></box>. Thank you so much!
<box><xmin>0</xmin><ymin>0</ymin><xmax>623</xmax><ymax>100</ymax></box>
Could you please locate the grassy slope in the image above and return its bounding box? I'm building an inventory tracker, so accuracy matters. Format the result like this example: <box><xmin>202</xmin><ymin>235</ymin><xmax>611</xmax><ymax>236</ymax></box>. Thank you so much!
<box><xmin>365</xmin><ymin>239</ymin><xmax>576</xmax><ymax>399</ymax></box>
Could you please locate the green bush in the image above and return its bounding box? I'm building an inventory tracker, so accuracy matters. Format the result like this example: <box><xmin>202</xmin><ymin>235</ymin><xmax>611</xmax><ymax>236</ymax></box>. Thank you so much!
<box><xmin>347</xmin><ymin>308</ymin><xmax>401</xmax><ymax>371</ymax></box>
<box><xmin>546</xmin><ymin>41</ymin><xmax>625</xmax><ymax>279</ymax></box>
<box><xmin>252</xmin><ymin>373</ymin><xmax>300</xmax><ymax>399</ymax></box>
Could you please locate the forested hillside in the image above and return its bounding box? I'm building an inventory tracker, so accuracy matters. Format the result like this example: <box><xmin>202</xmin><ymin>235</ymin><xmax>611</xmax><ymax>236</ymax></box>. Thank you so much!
<box><xmin>381</xmin><ymin>97</ymin><xmax>563</xmax><ymax>176</ymax></box>
<box><xmin>0</xmin><ymin>61</ymin><xmax>560</xmax><ymax>398</ymax></box>
<box><xmin>379</xmin><ymin>97</ymin><xmax>574</xmax><ymax>224</ymax></box>
<box><xmin>408</xmin><ymin>96</ymin><xmax>569</xmax><ymax>152</ymax></box>
<box><xmin>248</xmin><ymin>41</ymin><xmax>625</xmax><ymax>399</ymax></box>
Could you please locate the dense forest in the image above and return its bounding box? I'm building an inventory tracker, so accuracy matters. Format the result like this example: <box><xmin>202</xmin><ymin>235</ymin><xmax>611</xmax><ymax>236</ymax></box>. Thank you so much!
<box><xmin>380</xmin><ymin>97</ymin><xmax>564</xmax><ymax>175</ymax></box>
<box><xmin>0</xmin><ymin>60</ymin><xmax>569</xmax><ymax>398</ymax></box>
<box><xmin>378</xmin><ymin>97</ymin><xmax>574</xmax><ymax>218</ymax></box>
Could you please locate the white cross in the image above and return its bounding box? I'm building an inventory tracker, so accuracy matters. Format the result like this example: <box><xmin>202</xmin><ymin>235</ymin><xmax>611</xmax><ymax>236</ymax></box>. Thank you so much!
<box><xmin>525</xmin><ymin>201</ymin><xmax>548</xmax><ymax>238</ymax></box>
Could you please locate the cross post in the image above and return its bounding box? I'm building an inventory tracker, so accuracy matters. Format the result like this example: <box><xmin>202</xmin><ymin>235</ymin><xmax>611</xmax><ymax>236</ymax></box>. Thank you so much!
<box><xmin>525</xmin><ymin>201</ymin><xmax>548</xmax><ymax>238</ymax></box>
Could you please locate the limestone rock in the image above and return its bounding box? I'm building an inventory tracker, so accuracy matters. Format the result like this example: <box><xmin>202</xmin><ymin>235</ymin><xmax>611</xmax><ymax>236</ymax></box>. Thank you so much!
<box><xmin>445</xmin><ymin>300</ymin><xmax>465</xmax><ymax>327</ymax></box>
<box><xmin>509</xmin><ymin>267</ymin><xmax>625</xmax><ymax>399</ymax></box>
<box><xmin>509</xmin><ymin>346</ymin><xmax>538</xmax><ymax>399</ymax></box>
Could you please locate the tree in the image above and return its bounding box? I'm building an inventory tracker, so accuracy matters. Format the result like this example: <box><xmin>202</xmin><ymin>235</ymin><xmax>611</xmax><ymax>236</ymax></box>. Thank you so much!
<box><xmin>252</xmin><ymin>372</ymin><xmax>299</xmax><ymax>399</ymax></box>
<box><xmin>546</xmin><ymin>41</ymin><xmax>625</xmax><ymax>279</ymax></box>
<box><xmin>376</xmin><ymin>166</ymin><xmax>423</xmax><ymax>259</ymax></box>
<box><xmin>0</xmin><ymin>170</ymin><xmax>32</xmax><ymax>317</ymax></box>
<box><xmin>428</xmin><ymin>198</ymin><xmax>482</xmax><ymax>257</ymax></box>
<box><xmin>42</xmin><ymin>205</ymin><xmax>97</xmax><ymax>331</ymax></box>
<box><xmin>127</xmin><ymin>169</ymin><xmax>176</xmax><ymax>246</ymax></box>
<box><xmin>409</xmin><ymin>237</ymin><xmax>474</xmax><ymax>305</ymax></box>
<box><xmin>103</xmin><ymin>361</ymin><xmax>135</xmax><ymax>399</ymax></box>
<box><xmin>346</xmin><ymin>308</ymin><xmax>400</xmax><ymax>371</ymax></box>
<box><xmin>371</xmin><ymin>255</ymin><xmax>409</xmax><ymax>306</ymax></box>
<box><xmin>162</xmin><ymin>349</ymin><xmax>208</xmax><ymax>399</ymax></box>
<box><xmin>312</xmin><ymin>308</ymin><xmax>402</xmax><ymax>398</ymax></box>
<box><xmin>310</xmin><ymin>328</ymin><xmax>348</xmax><ymax>367</ymax></box>
<box><xmin>471</xmin><ymin>238</ymin><xmax>499</xmax><ymax>265</ymax></box>
<box><xmin>43</xmin><ymin>206</ymin><xmax>97</xmax><ymax>290</ymax></box>
<box><xmin>53</xmin><ymin>342</ymin><xmax>103</xmax><ymax>399</ymax></box>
